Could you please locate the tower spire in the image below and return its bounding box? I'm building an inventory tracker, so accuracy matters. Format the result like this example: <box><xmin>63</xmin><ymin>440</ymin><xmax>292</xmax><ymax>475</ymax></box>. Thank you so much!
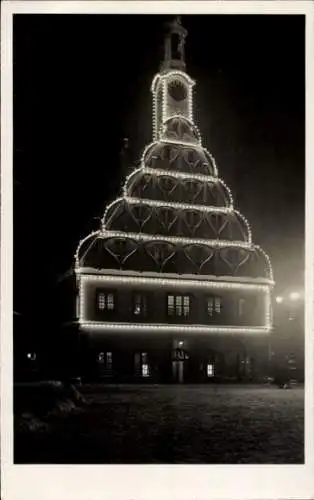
<box><xmin>161</xmin><ymin>15</ymin><xmax>188</xmax><ymax>72</ymax></box>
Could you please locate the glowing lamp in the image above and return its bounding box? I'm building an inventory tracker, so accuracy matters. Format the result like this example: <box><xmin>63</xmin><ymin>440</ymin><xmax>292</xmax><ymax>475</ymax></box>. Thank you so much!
<box><xmin>275</xmin><ymin>296</ymin><xmax>284</xmax><ymax>304</ymax></box>
<box><xmin>289</xmin><ymin>292</ymin><xmax>300</xmax><ymax>301</ymax></box>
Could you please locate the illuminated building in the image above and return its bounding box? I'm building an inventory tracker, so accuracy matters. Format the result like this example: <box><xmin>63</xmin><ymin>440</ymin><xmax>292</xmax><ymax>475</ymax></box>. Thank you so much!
<box><xmin>67</xmin><ymin>17</ymin><xmax>274</xmax><ymax>382</ymax></box>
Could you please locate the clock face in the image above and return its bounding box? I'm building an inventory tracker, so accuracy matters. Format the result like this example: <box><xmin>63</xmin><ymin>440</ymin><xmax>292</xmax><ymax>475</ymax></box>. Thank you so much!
<box><xmin>168</xmin><ymin>80</ymin><xmax>188</xmax><ymax>102</ymax></box>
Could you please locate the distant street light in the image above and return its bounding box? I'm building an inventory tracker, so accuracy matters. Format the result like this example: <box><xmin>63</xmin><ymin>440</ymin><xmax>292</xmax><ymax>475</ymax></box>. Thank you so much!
<box><xmin>276</xmin><ymin>296</ymin><xmax>284</xmax><ymax>304</ymax></box>
<box><xmin>289</xmin><ymin>292</ymin><xmax>300</xmax><ymax>301</ymax></box>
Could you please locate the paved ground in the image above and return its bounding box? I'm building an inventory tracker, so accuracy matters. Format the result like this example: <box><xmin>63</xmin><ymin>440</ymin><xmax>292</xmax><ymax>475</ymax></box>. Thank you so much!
<box><xmin>14</xmin><ymin>384</ymin><xmax>304</xmax><ymax>464</ymax></box>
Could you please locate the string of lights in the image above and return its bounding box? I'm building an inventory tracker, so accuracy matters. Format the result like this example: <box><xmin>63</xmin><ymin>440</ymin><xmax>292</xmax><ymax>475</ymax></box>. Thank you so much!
<box><xmin>78</xmin><ymin>273</ymin><xmax>272</xmax><ymax>330</ymax></box>
<box><xmin>79</xmin><ymin>321</ymin><xmax>271</xmax><ymax>335</ymax></box>
<box><xmin>123</xmin><ymin>167</ymin><xmax>233</xmax><ymax>207</ymax></box>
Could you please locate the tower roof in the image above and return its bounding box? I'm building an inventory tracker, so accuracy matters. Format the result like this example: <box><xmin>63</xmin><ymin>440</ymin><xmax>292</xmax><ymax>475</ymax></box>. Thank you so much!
<box><xmin>167</xmin><ymin>16</ymin><xmax>188</xmax><ymax>37</ymax></box>
<box><xmin>161</xmin><ymin>15</ymin><xmax>188</xmax><ymax>73</ymax></box>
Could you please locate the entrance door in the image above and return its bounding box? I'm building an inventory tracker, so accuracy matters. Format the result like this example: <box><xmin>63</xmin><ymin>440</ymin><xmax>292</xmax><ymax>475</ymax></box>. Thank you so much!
<box><xmin>172</xmin><ymin>360</ymin><xmax>184</xmax><ymax>383</ymax></box>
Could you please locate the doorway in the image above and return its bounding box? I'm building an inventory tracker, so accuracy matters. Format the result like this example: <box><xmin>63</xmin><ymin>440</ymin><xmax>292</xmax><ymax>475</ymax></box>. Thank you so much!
<box><xmin>172</xmin><ymin>360</ymin><xmax>184</xmax><ymax>383</ymax></box>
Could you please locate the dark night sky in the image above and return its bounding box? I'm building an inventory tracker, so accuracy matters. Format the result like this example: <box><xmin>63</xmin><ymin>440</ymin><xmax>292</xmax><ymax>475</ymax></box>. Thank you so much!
<box><xmin>13</xmin><ymin>14</ymin><xmax>305</xmax><ymax>329</ymax></box>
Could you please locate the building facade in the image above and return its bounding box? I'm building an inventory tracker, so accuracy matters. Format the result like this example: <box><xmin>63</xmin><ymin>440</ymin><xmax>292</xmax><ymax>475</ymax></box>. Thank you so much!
<box><xmin>70</xmin><ymin>17</ymin><xmax>274</xmax><ymax>383</ymax></box>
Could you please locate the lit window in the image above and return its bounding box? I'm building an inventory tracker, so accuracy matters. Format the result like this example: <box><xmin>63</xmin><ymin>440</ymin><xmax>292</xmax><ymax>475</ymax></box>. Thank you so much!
<box><xmin>107</xmin><ymin>293</ymin><xmax>114</xmax><ymax>310</ymax></box>
<box><xmin>168</xmin><ymin>295</ymin><xmax>174</xmax><ymax>316</ymax></box>
<box><xmin>207</xmin><ymin>297</ymin><xmax>221</xmax><ymax>316</ymax></box>
<box><xmin>207</xmin><ymin>363</ymin><xmax>214</xmax><ymax>377</ymax></box>
<box><xmin>142</xmin><ymin>364</ymin><xmax>149</xmax><ymax>377</ymax></box>
<box><xmin>176</xmin><ymin>295</ymin><xmax>182</xmax><ymax>316</ymax></box>
<box><xmin>207</xmin><ymin>297</ymin><xmax>214</xmax><ymax>316</ymax></box>
<box><xmin>238</xmin><ymin>298</ymin><xmax>245</xmax><ymax>317</ymax></box>
<box><xmin>97</xmin><ymin>292</ymin><xmax>115</xmax><ymax>311</ymax></box>
<box><xmin>98</xmin><ymin>293</ymin><xmax>106</xmax><ymax>310</ymax></box>
<box><xmin>214</xmin><ymin>297</ymin><xmax>221</xmax><ymax>314</ymax></box>
<box><xmin>141</xmin><ymin>352</ymin><xmax>149</xmax><ymax>377</ymax></box>
<box><xmin>183</xmin><ymin>295</ymin><xmax>190</xmax><ymax>316</ymax></box>
<box><xmin>133</xmin><ymin>293</ymin><xmax>148</xmax><ymax>316</ymax></box>
<box><xmin>168</xmin><ymin>295</ymin><xmax>190</xmax><ymax>317</ymax></box>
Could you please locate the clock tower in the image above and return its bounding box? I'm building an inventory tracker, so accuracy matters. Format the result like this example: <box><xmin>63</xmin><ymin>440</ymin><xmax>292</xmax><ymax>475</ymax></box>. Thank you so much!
<box><xmin>151</xmin><ymin>16</ymin><xmax>195</xmax><ymax>141</ymax></box>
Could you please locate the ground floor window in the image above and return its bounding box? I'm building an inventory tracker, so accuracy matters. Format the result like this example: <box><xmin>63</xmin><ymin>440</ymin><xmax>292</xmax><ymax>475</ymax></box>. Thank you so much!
<box><xmin>207</xmin><ymin>363</ymin><xmax>215</xmax><ymax>377</ymax></box>
<box><xmin>134</xmin><ymin>352</ymin><xmax>150</xmax><ymax>377</ymax></box>
<box><xmin>141</xmin><ymin>353</ymin><xmax>149</xmax><ymax>377</ymax></box>
<box><xmin>142</xmin><ymin>364</ymin><xmax>149</xmax><ymax>377</ymax></box>
<box><xmin>97</xmin><ymin>352</ymin><xmax>113</xmax><ymax>372</ymax></box>
<box><xmin>97</xmin><ymin>352</ymin><xmax>104</xmax><ymax>362</ymax></box>
<box><xmin>106</xmin><ymin>352</ymin><xmax>113</xmax><ymax>370</ymax></box>
<box><xmin>87</xmin><ymin>348</ymin><xmax>266</xmax><ymax>382</ymax></box>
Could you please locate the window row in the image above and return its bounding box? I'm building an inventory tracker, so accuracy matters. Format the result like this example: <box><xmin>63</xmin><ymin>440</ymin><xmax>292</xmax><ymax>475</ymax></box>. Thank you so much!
<box><xmin>97</xmin><ymin>351</ymin><xmax>150</xmax><ymax>377</ymax></box>
<box><xmin>96</xmin><ymin>291</ymin><xmax>248</xmax><ymax>318</ymax></box>
<box><xmin>96</xmin><ymin>350</ymin><xmax>215</xmax><ymax>379</ymax></box>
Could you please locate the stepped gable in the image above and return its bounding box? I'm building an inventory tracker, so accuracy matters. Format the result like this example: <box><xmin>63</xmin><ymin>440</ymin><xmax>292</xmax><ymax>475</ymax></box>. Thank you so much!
<box><xmin>75</xmin><ymin>18</ymin><xmax>273</xmax><ymax>282</ymax></box>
